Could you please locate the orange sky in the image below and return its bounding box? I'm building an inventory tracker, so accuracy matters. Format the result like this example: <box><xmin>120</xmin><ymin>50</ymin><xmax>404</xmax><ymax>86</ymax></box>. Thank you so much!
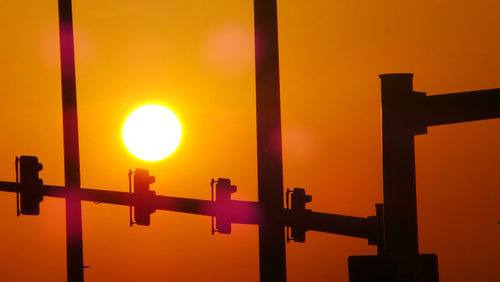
<box><xmin>0</xmin><ymin>0</ymin><xmax>499</xmax><ymax>281</ymax></box>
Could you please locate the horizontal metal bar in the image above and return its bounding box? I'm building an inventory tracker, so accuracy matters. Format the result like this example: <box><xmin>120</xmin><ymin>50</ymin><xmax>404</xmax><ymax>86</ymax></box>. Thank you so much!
<box><xmin>425</xmin><ymin>89</ymin><xmax>500</xmax><ymax>126</ymax></box>
<box><xmin>0</xmin><ymin>181</ymin><xmax>262</xmax><ymax>224</ymax></box>
<box><xmin>305</xmin><ymin>211</ymin><xmax>373</xmax><ymax>239</ymax></box>
<box><xmin>0</xmin><ymin>181</ymin><xmax>376</xmax><ymax>239</ymax></box>
<box><xmin>280</xmin><ymin>210</ymin><xmax>373</xmax><ymax>240</ymax></box>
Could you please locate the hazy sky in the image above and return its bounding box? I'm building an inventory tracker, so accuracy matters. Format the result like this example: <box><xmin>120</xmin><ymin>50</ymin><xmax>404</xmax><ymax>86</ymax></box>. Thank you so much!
<box><xmin>0</xmin><ymin>0</ymin><xmax>499</xmax><ymax>281</ymax></box>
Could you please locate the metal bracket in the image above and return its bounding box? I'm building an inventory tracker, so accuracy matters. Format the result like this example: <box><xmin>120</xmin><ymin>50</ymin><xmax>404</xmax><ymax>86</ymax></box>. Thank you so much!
<box><xmin>210</xmin><ymin>178</ymin><xmax>218</xmax><ymax>234</ymax></box>
<box><xmin>128</xmin><ymin>169</ymin><xmax>136</xmax><ymax>226</ymax></box>
<box><xmin>285</xmin><ymin>188</ymin><xmax>292</xmax><ymax>243</ymax></box>
<box><xmin>15</xmin><ymin>156</ymin><xmax>20</xmax><ymax>216</ymax></box>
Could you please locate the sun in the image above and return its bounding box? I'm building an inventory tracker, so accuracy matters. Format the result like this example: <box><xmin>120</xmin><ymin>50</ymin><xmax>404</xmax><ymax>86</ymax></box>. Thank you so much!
<box><xmin>122</xmin><ymin>104</ymin><xmax>182</xmax><ymax>161</ymax></box>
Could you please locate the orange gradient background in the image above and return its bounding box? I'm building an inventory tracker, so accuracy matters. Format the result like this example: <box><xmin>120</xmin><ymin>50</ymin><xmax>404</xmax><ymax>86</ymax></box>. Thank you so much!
<box><xmin>0</xmin><ymin>1</ymin><xmax>499</xmax><ymax>281</ymax></box>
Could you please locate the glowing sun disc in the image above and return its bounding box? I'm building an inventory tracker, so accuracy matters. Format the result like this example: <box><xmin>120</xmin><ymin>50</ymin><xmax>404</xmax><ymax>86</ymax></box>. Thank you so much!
<box><xmin>122</xmin><ymin>105</ymin><xmax>182</xmax><ymax>161</ymax></box>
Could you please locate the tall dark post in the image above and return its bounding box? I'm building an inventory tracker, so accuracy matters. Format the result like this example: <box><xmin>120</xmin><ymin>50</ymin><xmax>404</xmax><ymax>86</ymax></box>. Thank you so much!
<box><xmin>380</xmin><ymin>74</ymin><xmax>421</xmax><ymax>280</ymax></box>
<box><xmin>58</xmin><ymin>0</ymin><xmax>84</xmax><ymax>281</ymax></box>
<box><xmin>253</xmin><ymin>1</ymin><xmax>287</xmax><ymax>281</ymax></box>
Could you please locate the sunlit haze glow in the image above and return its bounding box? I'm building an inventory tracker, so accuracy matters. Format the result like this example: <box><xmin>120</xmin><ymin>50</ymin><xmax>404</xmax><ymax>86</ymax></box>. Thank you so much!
<box><xmin>122</xmin><ymin>104</ymin><xmax>182</xmax><ymax>161</ymax></box>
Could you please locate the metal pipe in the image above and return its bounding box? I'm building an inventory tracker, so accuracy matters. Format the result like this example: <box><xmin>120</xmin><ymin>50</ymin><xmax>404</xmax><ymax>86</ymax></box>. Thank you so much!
<box><xmin>0</xmin><ymin>182</ymin><xmax>262</xmax><ymax>224</ymax></box>
<box><xmin>305</xmin><ymin>212</ymin><xmax>372</xmax><ymax>239</ymax></box>
<box><xmin>254</xmin><ymin>0</ymin><xmax>287</xmax><ymax>281</ymax></box>
<box><xmin>425</xmin><ymin>89</ymin><xmax>500</xmax><ymax>126</ymax></box>
<box><xmin>58</xmin><ymin>0</ymin><xmax>84</xmax><ymax>280</ymax></box>
<box><xmin>0</xmin><ymin>181</ymin><xmax>379</xmax><ymax>240</ymax></box>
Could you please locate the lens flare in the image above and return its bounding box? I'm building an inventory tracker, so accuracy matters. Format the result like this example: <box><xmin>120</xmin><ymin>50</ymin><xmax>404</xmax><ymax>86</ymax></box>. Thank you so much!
<box><xmin>122</xmin><ymin>105</ymin><xmax>182</xmax><ymax>161</ymax></box>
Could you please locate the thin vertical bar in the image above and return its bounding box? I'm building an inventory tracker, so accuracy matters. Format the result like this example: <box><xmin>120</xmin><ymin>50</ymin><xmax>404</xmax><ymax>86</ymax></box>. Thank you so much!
<box><xmin>58</xmin><ymin>0</ymin><xmax>84</xmax><ymax>281</ymax></box>
<box><xmin>254</xmin><ymin>0</ymin><xmax>287</xmax><ymax>281</ymax></box>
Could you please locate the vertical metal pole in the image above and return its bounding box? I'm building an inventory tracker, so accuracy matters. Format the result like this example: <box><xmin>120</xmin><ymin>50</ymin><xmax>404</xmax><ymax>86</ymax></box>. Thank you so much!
<box><xmin>58</xmin><ymin>0</ymin><xmax>84</xmax><ymax>281</ymax></box>
<box><xmin>380</xmin><ymin>74</ymin><xmax>419</xmax><ymax>280</ymax></box>
<box><xmin>254</xmin><ymin>1</ymin><xmax>287</xmax><ymax>281</ymax></box>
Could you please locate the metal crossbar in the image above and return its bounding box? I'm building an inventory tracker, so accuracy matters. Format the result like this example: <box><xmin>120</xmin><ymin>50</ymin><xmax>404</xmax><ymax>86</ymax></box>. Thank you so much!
<box><xmin>0</xmin><ymin>180</ymin><xmax>377</xmax><ymax>239</ymax></box>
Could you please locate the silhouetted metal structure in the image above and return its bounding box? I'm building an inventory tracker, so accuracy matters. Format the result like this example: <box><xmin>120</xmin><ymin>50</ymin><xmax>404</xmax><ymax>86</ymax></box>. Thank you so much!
<box><xmin>58</xmin><ymin>0</ymin><xmax>85</xmax><ymax>281</ymax></box>
<box><xmin>254</xmin><ymin>1</ymin><xmax>287</xmax><ymax>281</ymax></box>
<box><xmin>348</xmin><ymin>74</ymin><xmax>500</xmax><ymax>282</ymax></box>
<box><xmin>1</xmin><ymin>1</ymin><xmax>499</xmax><ymax>282</ymax></box>
<box><xmin>380</xmin><ymin>74</ymin><xmax>500</xmax><ymax>256</ymax></box>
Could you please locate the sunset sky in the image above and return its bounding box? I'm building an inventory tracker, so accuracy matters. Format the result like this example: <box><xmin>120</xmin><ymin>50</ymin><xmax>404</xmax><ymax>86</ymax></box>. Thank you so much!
<box><xmin>0</xmin><ymin>0</ymin><xmax>499</xmax><ymax>281</ymax></box>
